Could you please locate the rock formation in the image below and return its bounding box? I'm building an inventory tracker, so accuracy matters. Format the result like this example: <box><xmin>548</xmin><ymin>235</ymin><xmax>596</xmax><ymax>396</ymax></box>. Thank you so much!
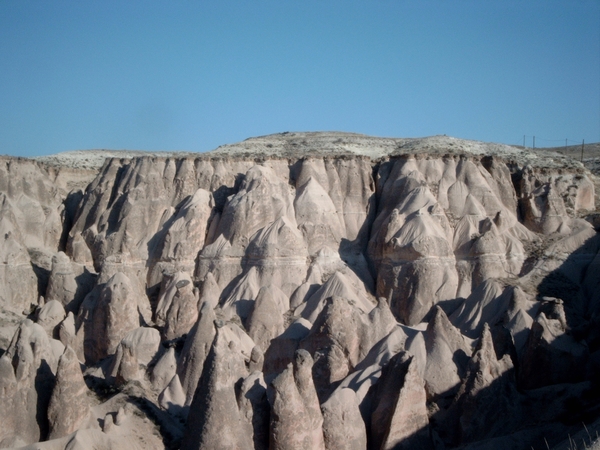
<box><xmin>0</xmin><ymin>133</ymin><xmax>599</xmax><ymax>449</ymax></box>
<box><xmin>47</xmin><ymin>346</ymin><xmax>91</xmax><ymax>439</ymax></box>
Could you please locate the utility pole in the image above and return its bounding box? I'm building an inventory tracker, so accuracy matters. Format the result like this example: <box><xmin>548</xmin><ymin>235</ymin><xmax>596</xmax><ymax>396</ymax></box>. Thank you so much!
<box><xmin>533</xmin><ymin>136</ymin><xmax>535</xmax><ymax>149</ymax></box>
<box><xmin>523</xmin><ymin>135</ymin><xmax>525</xmax><ymax>148</ymax></box>
<box><xmin>581</xmin><ymin>140</ymin><xmax>584</xmax><ymax>163</ymax></box>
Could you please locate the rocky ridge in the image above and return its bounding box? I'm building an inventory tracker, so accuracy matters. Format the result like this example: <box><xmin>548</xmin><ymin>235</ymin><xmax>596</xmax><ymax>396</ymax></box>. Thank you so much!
<box><xmin>0</xmin><ymin>132</ymin><xmax>599</xmax><ymax>449</ymax></box>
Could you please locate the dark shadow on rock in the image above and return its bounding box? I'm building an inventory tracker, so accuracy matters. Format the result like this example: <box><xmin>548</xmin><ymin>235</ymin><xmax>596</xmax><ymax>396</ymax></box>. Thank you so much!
<box><xmin>35</xmin><ymin>359</ymin><xmax>55</xmax><ymax>442</ymax></box>
<box><xmin>339</xmin><ymin>237</ymin><xmax>376</xmax><ymax>294</ymax></box>
<box><xmin>537</xmin><ymin>232</ymin><xmax>600</xmax><ymax>329</ymax></box>
<box><xmin>105</xmin><ymin>194</ymin><xmax>127</xmax><ymax>237</ymax></box>
<box><xmin>212</xmin><ymin>183</ymin><xmax>239</xmax><ymax>213</ymax></box>
<box><xmin>146</xmin><ymin>196</ymin><xmax>190</xmax><ymax>264</ymax></box>
<box><xmin>59</xmin><ymin>189</ymin><xmax>84</xmax><ymax>252</ymax></box>
<box><xmin>65</xmin><ymin>269</ymin><xmax>97</xmax><ymax>315</ymax></box>
<box><xmin>235</xmin><ymin>376</ymin><xmax>270</xmax><ymax>450</ymax></box>
<box><xmin>127</xmin><ymin>395</ymin><xmax>185</xmax><ymax>450</ymax></box>
<box><xmin>30</xmin><ymin>259</ymin><xmax>50</xmax><ymax>301</ymax></box>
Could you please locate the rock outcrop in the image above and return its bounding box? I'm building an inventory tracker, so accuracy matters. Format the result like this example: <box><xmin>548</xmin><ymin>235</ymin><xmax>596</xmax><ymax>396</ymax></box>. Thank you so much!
<box><xmin>268</xmin><ymin>350</ymin><xmax>325</xmax><ymax>450</ymax></box>
<box><xmin>47</xmin><ymin>346</ymin><xmax>91</xmax><ymax>439</ymax></box>
<box><xmin>0</xmin><ymin>133</ymin><xmax>599</xmax><ymax>450</ymax></box>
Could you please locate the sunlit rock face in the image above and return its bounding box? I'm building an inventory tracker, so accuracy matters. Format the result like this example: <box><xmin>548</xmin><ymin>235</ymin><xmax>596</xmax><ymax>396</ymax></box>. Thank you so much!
<box><xmin>0</xmin><ymin>133</ymin><xmax>599</xmax><ymax>450</ymax></box>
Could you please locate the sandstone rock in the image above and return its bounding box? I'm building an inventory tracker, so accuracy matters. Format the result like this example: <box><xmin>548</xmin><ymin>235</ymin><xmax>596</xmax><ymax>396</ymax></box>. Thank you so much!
<box><xmin>151</xmin><ymin>346</ymin><xmax>178</xmax><ymax>392</ymax></box>
<box><xmin>0</xmin><ymin>232</ymin><xmax>38</xmax><ymax>314</ymax></box>
<box><xmin>300</xmin><ymin>296</ymin><xmax>373</xmax><ymax>399</ymax></box>
<box><xmin>452</xmin><ymin>324</ymin><xmax>520</xmax><ymax>444</ymax></box>
<box><xmin>178</xmin><ymin>301</ymin><xmax>217</xmax><ymax>405</ymax></box>
<box><xmin>0</xmin><ymin>158</ymin><xmax>65</xmax><ymax>251</ymax></box>
<box><xmin>291</xmin><ymin>156</ymin><xmax>374</xmax><ymax>254</ymax></box>
<box><xmin>2</xmin><ymin>135</ymin><xmax>599</xmax><ymax>449</ymax></box>
<box><xmin>158</xmin><ymin>373</ymin><xmax>186</xmax><ymax>415</ymax></box>
<box><xmin>450</xmin><ymin>280</ymin><xmax>512</xmax><ymax>338</ymax></box>
<box><xmin>149</xmin><ymin>188</ymin><xmax>213</xmax><ymax>284</ymax></box>
<box><xmin>58</xmin><ymin>312</ymin><xmax>76</xmax><ymax>350</ymax></box>
<box><xmin>321</xmin><ymin>388</ymin><xmax>366</xmax><ymax>450</ymax></box>
<box><xmin>88</xmin><ymin>272</ymin><xmax>148</xmax><ymax>362</ymax></box>
<box><xmin>181</xmin><ymin>327</ymin><xmax>250</xmax><ymax>450</ymax></box>
<box><xmin>424</xmin><ymin>306</ymin><xmax>471</xmax><ymax>398</ymax></box>
<box><xmin>263</xmin><ymin>318</ymin><xmax>311</xmax><ymax>378</ymax></box>
<box><xmin>196</xmin><ymin>164</ymin><xmax>297</xmax><ymax>291</ymax></box>
<box><xmin>45</xmin><ymin>252</ymin><xmax>94</xmax><ymax>313</ymax></box>
<box><xmin>246</xmin><ymin>284</ymin><xmax>289</xmax><ymax>353</ymax></box>
<box><xmin>0</xmin><ymin>319</ymin><xmax>57</xmax><ymax>444</ymax></box>
<box><xmin>369</xmin><ymin>161</ymin><xmax>459</xmax><ymax>325</ymax></box>
<box><xmin>370</xmin><ymin>353</ymin><xmax>432</xmax><ymax>450</ymax></box>
<box><xmin>520</xmin><ymin>168</ymin><xmax>594</xmax><ymax>234</ymax></box>
<box><xmin>249</xmin><ymin>345</ymin><xmax>265</xmax><ymax>372</ymax></box>
<box><xmin>335</xmin><ymin>325</ymin><xmax>411</xmax><ymax>409</ymax></box>
<box><xmin>36</xmin><ymin>300</ymin><xmax>66</xmax><ymax>339</ymax></box>
<box><xmin>519</xmin><ymin>312</ymin><xmax>589</xmax><ymax>389</ymax></box>
<box><xmin>268</xmin><ymin>350</ymin><xmax>325</xmax><ymax>450</ymax></box>
<box><xmin>47</xmin><ymin>346</ymin><xmax>91</xmax><ymax>439</ymax></box>
<box><xmin>197</xmin><ymin>271</ymin><xmax>220</xmax><ymax>309</ymax></box>
<box><xmin>220</xmin><ymin>217</ymin><xmax>306</xmax><ymax>321</ymax></box>
<box><xmin>294</xmin><ymin>176</ymin><xmax>346</xmax><ymax>255</ymax></box>
<box><xmin>237</xmin><ymin>371</ymin><xmax>270</xmax><ymax>450</ymax></box>
<box><xmin>298</xmin><ymin>271</ymin><xmax>375</xmax><ymax>323</ymax></box>
<box><xmin>155</xmin><ymin>271</ymin><xmax>199</xmax><ymax>340</ymax></box>
<box><xmin>109</xmin><ymin>327</ymin><xmax>161</xmax><ymax>385</ymax></box>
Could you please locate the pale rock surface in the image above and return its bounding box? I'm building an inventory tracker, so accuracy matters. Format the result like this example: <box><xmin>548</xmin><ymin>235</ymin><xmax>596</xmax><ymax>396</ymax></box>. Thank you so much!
<box><xmin>57</xmin><ymin>312</ymin><xmax>76</xmax><ymax>350</ymax></box>
<box><xmin>297</xmin><ymin>270</ymin><xmax>375</xmax><ymax>323</ymax></box>
<box><xmin>520</xmin><ymin>167</ymin><xmax>595</xmax><ymax>234</ymax></box>
<box><xmin>148</xmin><ymin>188</ymin><xmax>213</xmax><ymax>287</ymax></box>
<box><xmin>36</xmin><ymin>300</ymin><xmax>66</xmax><ymax>339</ymax></box>
<box><xmin>177</xmin><ymin>301</ymin><xmax>217</xmax><ymax>405</ymax></box>
<box><xmin>424</xmin><ymin>306</ymin><xmax>471</xmax><ymax>398</ymax></box>
<box><xmin>450</xmin><ymin>280</ymin><xmax>513</xmax><ymax>338</ymax></box>
<box><xmin>321</xmin><ymin>388</ymin><xmax>367</xmax><ymax>450</ymax></box>
<box><xmin>246</xmin><ymin>284</ymin><xmax>289</xmax><ymax>353</ymax></box>
<box><xmin>87</xmin><ymin>272</ymin><xmax>149</xmax><ymax>363</ymax></box>
<box><xmin>334</xmin><ymin>325</ymin><xmax>412</xmax><ymax>409</ymax></box>
<box><xmin>158</xmin><ymin>372</ymin><xmax>186</xmax><ymax>415</ymax></box>
<box><xmin>369</xmin><ymin>157</ymin><xmax>459</xmax><ymax>324</ymax></box>
<box><xmin>0</xmin><ymin>158</ymin><xmax>65</xmax><ymax>251</ymax></box>
<box><xmin>196</xmin><ymin>164</ymin><xmax>298</xmax><ymax>292</ymax></box>
<box><xmin>237</xmin><ymin>371</ymin><xmax>270</xmax><ymax>450</ymax></box>
<box><xmin>46</xmin><ymin>252</ymin><xmax>83</xmax><ymax>311</ymax></box>
<box><xmin>197</xmin><ymin>271</ymin><xmax>220</xmax><ymax>309</ymax></box>
<box><xmin>181</xmin><ymin>327</ymin><xmax>250</xmax><ymax>450</ymax></box>
<box><xmin>151</xmin><ymin>346</ymin><xmax>178</xmax><ymax>392</ymax></box>
<box><xmin>291</xmin><ymin>156</ymin><xmax>375</xmax><ymax>254</ymax></box>
<box><xmin>0</xmin><ymin>319</ymin><xmax>58</xmax><ymax>444</ymax></box>
<box><xmin>294</xmin><ymin>176</ymin><xmax>346</xmax><ymax>255</ymax></box>
<box><xmin>219</xmin><ymin>216</ymin><xmax>308</xmax><ymax>321</ymax></box>
<box><xmin>109</xmin><ymin>327</ymin><xmax>160</xmax><ymax>385</ymax></box>
<box><xmin>155</xmin><ymin>271</ymin><xmax>199</xmax><ymax>340</ymax></box>
<box><xmin>263</xmin><ymin>318</ymin><xmax>311</xmax><ymax>377</ymax></box>
<box><xmin>299</xmin><ymin>296</ymin><xmax>374</xmax><ymax>399</ymax></box>
<box><xmin>0</xmin><ymin>232</ymin><xmax>38</xmax><ymax>313</ymax></box>
<box><xmin>47</xmin><ymin>346</ymin><xmax>91</xmax><ymax>439</ymax></box>
<box><xmin>268</xmin><ymin>350</ymin><xmax>325</xmax><ymax>450</ymax></box>
<box><xmin>370</xmin><ymin>353</ymin><xmax>432</xmax><ymax>450</ymax></box>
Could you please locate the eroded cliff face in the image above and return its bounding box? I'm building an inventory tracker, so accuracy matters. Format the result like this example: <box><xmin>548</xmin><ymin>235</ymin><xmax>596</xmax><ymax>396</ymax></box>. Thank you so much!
<box><xmin>1</xmin><ymin>134</ymin><xmax>599</xmax><ymax>450</ymax></box>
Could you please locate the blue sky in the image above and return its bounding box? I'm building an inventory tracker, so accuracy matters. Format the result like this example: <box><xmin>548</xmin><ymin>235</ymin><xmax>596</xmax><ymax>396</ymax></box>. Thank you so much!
<box><xmin>1</xmin><ymin>1</ymin><xmax>599</xmax><ymax>157</ymax></box>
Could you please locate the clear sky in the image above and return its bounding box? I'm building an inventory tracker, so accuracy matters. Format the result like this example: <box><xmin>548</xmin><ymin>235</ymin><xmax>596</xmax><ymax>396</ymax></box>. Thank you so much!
<box><xmin>1</xmin><ymin>1</ymin><xmax>599</xmax><ymax>157</ymax></box>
